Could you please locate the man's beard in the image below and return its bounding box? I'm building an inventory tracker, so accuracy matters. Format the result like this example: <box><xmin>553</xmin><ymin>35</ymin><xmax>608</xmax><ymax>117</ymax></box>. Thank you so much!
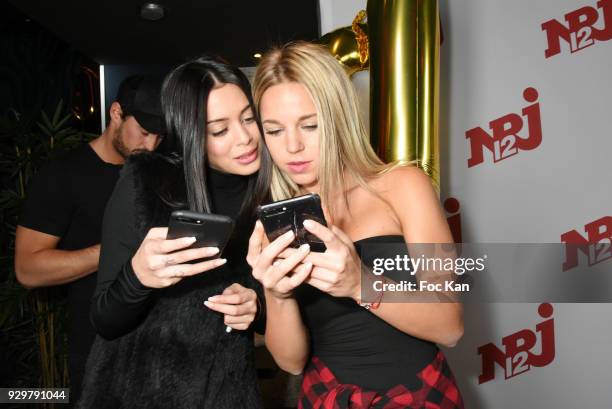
<box><xmin>112</xmin><ymin>126</ymin><xmax>130</xmax><ymax>159</ymax></box>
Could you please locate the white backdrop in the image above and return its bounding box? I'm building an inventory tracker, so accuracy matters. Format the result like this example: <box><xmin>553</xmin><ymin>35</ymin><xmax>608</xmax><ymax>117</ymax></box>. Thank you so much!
<box><xmin>319</xmin><ymin>0</ymin><xmax>612</xmax><ymax>407</ymax></box>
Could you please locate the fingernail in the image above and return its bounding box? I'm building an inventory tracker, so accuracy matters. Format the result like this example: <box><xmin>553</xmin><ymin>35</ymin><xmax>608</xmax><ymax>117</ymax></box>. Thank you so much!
<box><xmin>204</xmin><ymin>300</ymin><xmax>211</xmax><ymax>307</ymax></box>
<box><xmin>186</xmin><ymin>236</ymin><xmax>197</xmax><ymax>243</ymax></box>
<box><xmin>303</xmin><ymin>220</ymin><xmax>314</xmax><ymax>228</ymax></box>
<box><xmin>209</xmin><ymin>247</ymin><xmax>220</xmax><ymax>255</ymax></box>
<box><xmin>284</xmin><ymin>230</ymin><xmax>295</xmax><ymax>238</ymax></box>
<box><xmin>208</xmin><ymin>296</ymin><xmax>218</xmax><ymax>302</ymax></box>
<box><xmin>299</xmin><ymin>243</ymin><xmax>310</xmax><ymax>252</ymax></box>
<box><xmin>217</xmin><ymin>258</ymin><xmax>227</xmax><ymax>266</ymax></box>
<box><xmin>300</xmin><ymin>262</ymin><xmax>312</xmax><ymax>273</ymax></box>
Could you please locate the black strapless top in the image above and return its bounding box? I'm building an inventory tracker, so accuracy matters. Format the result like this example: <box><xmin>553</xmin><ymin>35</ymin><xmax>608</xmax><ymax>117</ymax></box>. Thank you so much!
<box><xmin>295</xmin><ymin>235</ymin><xmax>439</xmax><ymax>392</ymax></box>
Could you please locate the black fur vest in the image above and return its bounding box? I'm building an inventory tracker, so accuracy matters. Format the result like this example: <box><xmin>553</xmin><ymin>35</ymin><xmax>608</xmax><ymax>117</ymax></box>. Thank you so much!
<box><xmin>77</xmin><ymin>152</ymin><xmax>263</xmax><ymax>409</ymax></box>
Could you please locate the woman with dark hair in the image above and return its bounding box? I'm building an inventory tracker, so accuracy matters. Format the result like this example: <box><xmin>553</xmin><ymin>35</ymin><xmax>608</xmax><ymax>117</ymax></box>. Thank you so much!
<box><xmin>77</xmin><ymin>56</ymin><xmax>269</xmax><ymax>409</ymax></box>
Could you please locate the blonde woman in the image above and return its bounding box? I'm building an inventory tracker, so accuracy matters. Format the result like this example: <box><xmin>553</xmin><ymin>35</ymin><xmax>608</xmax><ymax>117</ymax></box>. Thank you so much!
<box><xmin>247</xmin><ymin>41</ymin><xmax>464</xmax><ymax>409</ymax></box>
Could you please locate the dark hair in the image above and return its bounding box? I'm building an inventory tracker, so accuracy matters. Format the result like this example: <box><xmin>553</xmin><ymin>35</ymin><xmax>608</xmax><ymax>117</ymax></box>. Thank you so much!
<box><xmin>157</xmin><ymin>55</ymin><xmax>270</xmax><ymax>216</ymax></box>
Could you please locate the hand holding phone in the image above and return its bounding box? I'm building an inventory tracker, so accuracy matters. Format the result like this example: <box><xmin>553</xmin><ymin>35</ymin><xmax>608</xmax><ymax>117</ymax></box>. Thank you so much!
<box><xmin>257</xmin><ymin>193</ymin><xmax>327</xmax><ymax>252</ymax></box>
<box><xmin>131</xmin><ymin>227</ymin><xmax>226</xmax><ymax>289</ymax></box>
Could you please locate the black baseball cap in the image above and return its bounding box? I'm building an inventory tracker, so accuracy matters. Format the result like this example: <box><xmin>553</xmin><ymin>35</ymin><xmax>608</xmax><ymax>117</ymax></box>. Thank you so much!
<box><xmin>115</xmin><ymin>75</ymin><xmax>165</xmax><ymax>135</ymax></box>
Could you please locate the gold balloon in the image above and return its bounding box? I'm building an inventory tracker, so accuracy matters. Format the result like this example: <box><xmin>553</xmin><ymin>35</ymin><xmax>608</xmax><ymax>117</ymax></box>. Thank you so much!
<box><xmin>367</xmin><ymin>0</ymin><xmax>441</xmax><ymax>192</ymax></box>
<box><xmin>318</xmin><ymin>12</ymin><xmax>369</xmax><ymax>76</ymax></box>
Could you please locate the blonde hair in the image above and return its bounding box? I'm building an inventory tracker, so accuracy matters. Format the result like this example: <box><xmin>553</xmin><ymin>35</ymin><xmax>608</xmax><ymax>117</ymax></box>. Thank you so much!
<box><xmin>253</xmin><ymin>41</ymin><xmax>395</xmax><ymax>219</ymax></box>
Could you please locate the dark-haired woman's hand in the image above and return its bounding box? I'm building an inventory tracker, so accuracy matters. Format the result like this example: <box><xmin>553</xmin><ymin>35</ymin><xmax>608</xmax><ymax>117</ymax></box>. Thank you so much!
<box><xmin>204</xmin><ymin>283</ymin><xmax>258</xmax><ymax>331</ymax></box>
<box><xmin>131</xmin><ymin>227</ymin><xmax>227</xmax><ymax>288</ymax></box>
<box><xmin>300</xmin><ymin>219</ymin><xmax>362</xmax><ymax>301</ymax></box>
<box><xmin>247</xmin><ymin>221</ymin><xmax>312</xmax><ymax>299</ymax></box>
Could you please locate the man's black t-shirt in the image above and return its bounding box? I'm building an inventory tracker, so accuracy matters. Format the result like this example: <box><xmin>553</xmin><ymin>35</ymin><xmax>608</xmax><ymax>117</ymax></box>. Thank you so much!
<box><xmin>19</xmin><ymin>143</ymin><xmax>121</xmax><ymax>396</ymax></box>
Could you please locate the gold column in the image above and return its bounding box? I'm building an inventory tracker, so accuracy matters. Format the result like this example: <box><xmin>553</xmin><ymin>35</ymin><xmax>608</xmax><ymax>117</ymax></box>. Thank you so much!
<box><xmin>368</xmin><ymin>0</ymin><xmax>441</xmax><ymax>191</ymax></box>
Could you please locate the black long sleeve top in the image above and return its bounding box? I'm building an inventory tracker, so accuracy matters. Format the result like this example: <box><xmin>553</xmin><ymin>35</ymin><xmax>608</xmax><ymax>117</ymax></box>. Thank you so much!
<box><xmin>91</xmin><ymin>161</ymin><xmax>263</xmax><ymax>339</ymax></box>
<box><xmin>78</xmin><ymin>155</ymin><xmax>264</xmax><ymax>408</ymax></box>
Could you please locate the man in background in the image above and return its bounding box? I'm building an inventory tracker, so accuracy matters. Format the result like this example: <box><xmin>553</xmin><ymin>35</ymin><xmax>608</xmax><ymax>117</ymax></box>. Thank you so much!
<box><xmin>14</xmin><ymin>75</ymin><xmax>165</xmax><ymax>401</ymax></box>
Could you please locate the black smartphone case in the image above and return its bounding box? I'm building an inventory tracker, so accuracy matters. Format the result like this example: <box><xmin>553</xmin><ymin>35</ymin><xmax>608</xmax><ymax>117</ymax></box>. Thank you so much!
<box><xmin>167</xmin><ymin>210</ymin><xmax>234</xmax><ymax>261</ymax></box>
<box><xmin>257</xmin><ymin>193</ymin><xmax>327</xmax><ymax>252</ymax></box>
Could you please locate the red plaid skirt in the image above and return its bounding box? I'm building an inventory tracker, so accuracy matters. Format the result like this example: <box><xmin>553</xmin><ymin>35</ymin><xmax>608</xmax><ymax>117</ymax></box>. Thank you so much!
<box><xmin>298</xmin><ymin>351</ymin><xmax>464</xmax><ymax>409</ymax></box>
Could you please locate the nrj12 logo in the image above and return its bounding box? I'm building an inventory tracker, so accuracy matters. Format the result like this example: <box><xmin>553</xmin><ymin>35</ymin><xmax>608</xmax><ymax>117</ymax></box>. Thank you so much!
<box><xmin>444</xmin><ymin>197</ymin><xmax>462</xmax><ymax>244</ymax></box>
<box><xmin>542</xmin><ymin>0</ymin><xmax>612</xmax><ymax>58</ymax></box>
<box><xmin>561</xmin><ymin>216</ymin><xmax>612</xmax><ymax>271</ymax></box>
<box><xmin>478</xmin><ymin>303</ymin><xmax>555</xmax><ymax>384</ymax></box>
<box><xmin>466</xmin><ymin>88</ymin><xmax>542</xmax><ymax>168</ymax></box>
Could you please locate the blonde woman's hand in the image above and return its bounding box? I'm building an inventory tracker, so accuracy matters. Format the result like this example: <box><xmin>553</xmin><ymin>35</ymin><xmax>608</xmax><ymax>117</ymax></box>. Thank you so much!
<box><xmin>247</xmin><ymin>221</ymin><xmax>312</xmax><ymax>299</ymax></box>
<box><xmin>300</xmin><ymin>219</ymin><xmax>362</xmax><ymax>301</ymax></box>
<box><xmin>204</xmin><ymin>283</ymin><xmax>258</xmax><ymax>331</ymax></box>
<box><xmin>131</xmin><ymin>227</ymin><xmax>226</xmax><ymax>288</ymax></box>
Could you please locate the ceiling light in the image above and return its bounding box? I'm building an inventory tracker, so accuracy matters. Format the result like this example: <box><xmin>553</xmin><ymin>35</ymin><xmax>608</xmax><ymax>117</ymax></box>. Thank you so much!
<box><xmin>141</xmin><ymin>3</ymin><xmax>165</xmax><ymax>21</ymax></box>
<box><xmin>253</xmin><ymin>53</ymin><xmax>262</xmax><ymax>59</ymax></box>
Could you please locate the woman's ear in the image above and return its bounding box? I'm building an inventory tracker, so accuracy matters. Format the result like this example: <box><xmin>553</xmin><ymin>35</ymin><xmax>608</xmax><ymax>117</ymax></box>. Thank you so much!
<box><xmin>109</xmin><ymin>102</ymin><xmax>124</xmax><ymax>126</ymax></box>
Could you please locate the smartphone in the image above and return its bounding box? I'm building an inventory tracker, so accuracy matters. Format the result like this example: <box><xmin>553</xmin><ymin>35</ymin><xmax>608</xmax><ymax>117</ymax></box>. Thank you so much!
<box><xmin>257</xmin><ymin>193</ymin><xmax>327</xmax><ymax>252</ymax></box>
<box><xmin>167</xmin><ymin>210</ymin><xmax>234</xmax><ymax>261</ymax></box>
